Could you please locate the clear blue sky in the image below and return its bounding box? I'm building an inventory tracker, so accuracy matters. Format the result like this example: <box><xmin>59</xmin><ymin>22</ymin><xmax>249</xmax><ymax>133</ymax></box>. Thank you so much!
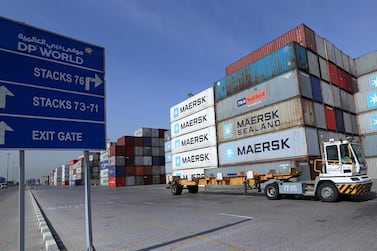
<box><xmin>1</xmin><ymin>0</ymin><xmax>377</xmax><ymax>180</ymax></box>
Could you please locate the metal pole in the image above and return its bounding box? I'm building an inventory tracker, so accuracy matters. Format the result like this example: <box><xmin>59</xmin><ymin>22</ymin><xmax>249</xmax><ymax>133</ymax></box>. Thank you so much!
<box><xmin>84</xmin><ymin>150</ymin><xmax>95</xmax><ymax>251</ymax></box>
<box><xmin>6</xmin><ymin>152</ymin><xmax>10</xmax><ymax>184</ymax></box>
<box><xmin>19</xmin><ymin>150</ymin><xmax>25</xmax><ymax>251</ymax></box>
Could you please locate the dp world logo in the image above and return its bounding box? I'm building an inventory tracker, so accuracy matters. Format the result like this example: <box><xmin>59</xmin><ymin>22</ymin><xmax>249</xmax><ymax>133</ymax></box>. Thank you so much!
<box><xmin>224</xmin><ymin>145</ymin><xmax>235</xmax><ymax>161</ymax></box>
<box><xmin>370</xmin><ymin>75</ymin><xmax>377</xmax><ymax>89</ymax></box>
<box><xmin>371</xmin><ymin>115</ymin><xmax>377</xmax><ymax>131</ymax></box>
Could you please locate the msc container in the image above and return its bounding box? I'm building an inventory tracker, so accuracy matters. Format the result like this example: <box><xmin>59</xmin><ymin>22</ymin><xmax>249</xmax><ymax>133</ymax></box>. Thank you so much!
<box><xmin>308</xmin><ymin>50</ymin><xmax>320</xmax><ymax>77</ymax></box>
<box><xmin>311</xmin><ymin>76</ymin><xmax>322</xmax><ymax>102</ymax></box>
<box><xmin>314</xmin><ymin>102</ymin><xmax>326</xmax><ymax>129</ymax></box>
<box><xmin>357</xmin><ymin>111</ymin><xmax>377</xmax><ymax>135</ymax></box>
<box><xmin>324</xmin><ymin>105</ymin><xmax>337</xmax><ymax>131</ymax></box>
<box><xmin>216</xmin><ymin>70</ymin><xmax>304</xmax><ymax>122</ymax></box>
<box><xmin>217</xmin><ymin>98</ymin><xmax>315</xmax><ymax>143</ymax></box>
<box><xmin>170</xmin><ymin>106</ymin><xmax>216</xmax><ymax>138</ymax></box>
<box><xmin>225</xmin><ymin>24</ymin><xmax>315</xmax><ymax>75</ymax></box>
<box><xmin>218</xmin><ymin>127</ymin><xmax>319</xmax><ymax>166</ymax></box>
<box><xmin>361</xmin><ymin>134</ymin><xmax>377</xmax><ymax>157</ymax></box>
<box><xmin>365</xmin><ymin>157</ymin><xmax>377</xmax><ymax>180</ymax></box>
<box><xmin>319</xmin><ymin>57</ymin><xmax>329</xmax><ymax>82</ymax></box>
<box><xmin>171</xmin><ymin>126</ymin><xmax>217</xmax><ymax>154</ymax></box>
<box><xmin>320</xmin><ymin>81</ymin><xmax>334</xmax><ymax>106</ymax></box>
<box><xmin>354</xmin><ymin>89</ymin><xmax>377</xmax><ymax>113</ymax></box>
<box><xmin>170</xmin><ymin>87</ymin><xmax>214</xmax><ymax>122</ymax></box>
<box><xmin>172</xmin><ymin>146</ymin><xmax>218</xmax><ymax>170</ymax></box>
<box><xmin>357</xmin><ymin>72</ymin><xmax>377</xmax><ymax>92</ymax></box>
<box><xmin>355</xmin><ymin>50</ymin><xmax>377</xmax><ymax>76</ymax></box>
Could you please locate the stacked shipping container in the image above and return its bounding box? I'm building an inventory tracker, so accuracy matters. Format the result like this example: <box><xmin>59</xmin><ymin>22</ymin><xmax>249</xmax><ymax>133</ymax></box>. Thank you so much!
<box><xmin>169</xmin><ymin>87</ymin><xmax>218</xmax><ymax>177</ymax></box>
<box><xmin>164</xmin><ymin>130</ymin><xmax>173</xmax><ymax>183</ymax></box>
<box><xmin>355</xmin><ymin>52</ymin><xmax>377</xmax><ymax>179</ymax></box>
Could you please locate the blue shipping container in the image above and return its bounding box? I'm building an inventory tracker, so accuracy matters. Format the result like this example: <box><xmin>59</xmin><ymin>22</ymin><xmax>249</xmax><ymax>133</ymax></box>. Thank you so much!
<box><xmin>108</xmin><ymin>166</ymin><xmax>125</xmax><ymax>177</ymax></box>
<box><xmin>310</xmin><ymin>75</ymin><xmax>322</xmax><ymax>102</ymax></box>
<box><xmin>215</xmin><ymin>42</ymin><xmax>308</xmax><ymax>102</ymax></box>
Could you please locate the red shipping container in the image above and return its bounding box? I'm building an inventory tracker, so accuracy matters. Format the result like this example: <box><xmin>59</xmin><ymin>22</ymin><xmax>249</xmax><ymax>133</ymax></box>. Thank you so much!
<box><xmin>135</xmin><ymin>166</ymin><xmax>144</xmax><ymax>176</ymax></box>
<box><xmin>344</xmin><ymin>72</ymin><xmax>354</xmax><ymax>93</ymax></box>
<box><xmin>225</xmin><ymin>23</ymin><xmax>316</xmax><ymax>75</ymax></box>
<box><xmin>108</xmin><ymin>176</ymin><xmax>125</xmax><ymax>187</ymax></box>
<box><xmin>143</xmin><ymin>166</ymin><xmax>152</xmax><ymax>176</ymax></box>
<box><xmin>134</xmin><ymin>137</ymin><xmax>143</xmax><ymax>146</ymax></box>
<box><xmin>324</xmin><ymin>105</ymin><xmax>337</xmax><ymax>131</ymax></box>
<box><xmin>69</xmin><ymin>159</ymin><xmax>78</xmax><ymax>165</ymax></box>
<box><xmin>327</xmin><ymin>62</ymin><xmax>339</xmax><ymax>86</ymax></box>
<box><xmin>125</xmin><ymin>156</ymin><xmax>134</xmax><ymax>167</ymax></box>
<box><xmin>125</xmin><ymin>146</ymin><xmax>135</xmax><ymax>156</ymax></box>
<box><xmin>109</xmin><ymin>145</ymin><xmax>126</xmax><ymax>157</ymax></box>
<box><xmin>125</xmin><ymin>166</ymin><xmax>136</xmax><ymax>176</ymax></box>
<box><xmin>117</xmin><ymin>136</ymin><xmax>135</xmax><ymax>146</ymax></box>
<box><xmin>337</xmin><ymin>68</ymin><xmax>347</xmax><ymax>91</ymax></box>
<box><xmin>160</xmin><ymin>175</ymin><xmax>166</xmax><ymax>184</ymax></box>
<box><xmin>144</xmin><ymin>175</ymin><xmax>153</xmax><ymax>185</ymax></box>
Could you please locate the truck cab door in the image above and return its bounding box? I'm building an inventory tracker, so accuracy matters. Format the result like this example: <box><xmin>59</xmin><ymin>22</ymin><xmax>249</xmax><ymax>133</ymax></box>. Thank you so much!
<box><xmin>324</xmin><ymin>145</ymin><xmax>341</xmax><ymax>174</ymax></box>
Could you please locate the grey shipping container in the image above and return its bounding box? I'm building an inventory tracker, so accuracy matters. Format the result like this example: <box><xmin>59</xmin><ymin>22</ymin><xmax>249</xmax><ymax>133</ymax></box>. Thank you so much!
<box><xmin>315</xmin><ymin>34</ymin><xmax>326</xmax><ymax>59</ymax></box>
<box><xmin>314</xmin><ymin>102</ymin><xmax>327</xmax><ymax>129</ymax></box>
<box><xmin>357</xmin><ymin>111</ymin><xmax>377</xmax><ymax>135</ymax></box>
<box><xmin>319</xmin><ymin>57</ymin><xmax>329</xmax><ymax>82</ymax></box>
<box><xmin>321</xmin><ymin>81</ymin><xmax>334</xmax><ymax>107</ymax></box>
<box><xmin>355</xmin><ymin>50</ymin><xmax>377</xmax><ymax>76</ymax></box>
<box><xmin>361</xmin><ymin>134</ymin><xmax>377</xmax><ymax>157</ymax></box>
<box><xmin>357</xmin><ymin>71</ymin><xmax>377</xmax><ymax>92</ymax></box>
<box><xmin>308</xmin><ymin>50</ymin><xmax>320</xmax><ymax>77</ymax></box>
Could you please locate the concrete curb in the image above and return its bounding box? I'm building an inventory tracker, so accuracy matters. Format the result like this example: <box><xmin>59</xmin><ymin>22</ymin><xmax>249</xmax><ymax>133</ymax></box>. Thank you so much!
<box><xmin>29</xmin><ymin>191</ymin><xmax>60</xmax><ymax>251</ymax></box>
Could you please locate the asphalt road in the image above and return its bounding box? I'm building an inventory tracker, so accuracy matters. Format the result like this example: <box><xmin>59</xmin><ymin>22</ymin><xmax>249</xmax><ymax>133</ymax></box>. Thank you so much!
<box><xmin>30</xmin><ymin>183</ymin><xmax>377</xmax><ymax>251</ymax></box>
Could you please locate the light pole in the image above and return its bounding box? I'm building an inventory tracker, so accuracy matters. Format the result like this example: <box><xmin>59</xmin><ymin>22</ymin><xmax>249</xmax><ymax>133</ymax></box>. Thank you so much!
<box><xmin>6</xmin><ymin>153</ymin><xmax>10</xmax><ymax>184</ymax></box>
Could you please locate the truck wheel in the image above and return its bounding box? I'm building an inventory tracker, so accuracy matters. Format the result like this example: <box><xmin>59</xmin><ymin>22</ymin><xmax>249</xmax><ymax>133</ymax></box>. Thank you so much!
<box><xmin>171</xmin><ymin>184</ymin><xmax>183</xmax><ymax>195</ymax></box>
<box><xmin>265</xmin><ymin>183</ymin><xmax>280</xmax><ymax>200</ymax></box>
<box><xmin>187</xmin><ymin>185</ymin><xmax>199</xmax><ymax>193</ymax></box>
<box><xmin>318</xmin><ymin>182</ymin><xmax>338</xmax><ymax>202</ymax></box>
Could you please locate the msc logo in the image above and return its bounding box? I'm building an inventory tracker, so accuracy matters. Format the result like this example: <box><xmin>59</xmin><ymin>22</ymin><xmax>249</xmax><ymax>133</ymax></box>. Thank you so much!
<box><xmin>369</xmin><ymin>75</ymin><xmax>377</xmax><ymax>89</ymax></box>
<box><xmin>223</xmin><ymin>124</ymin><xmax>233</xmax><ymax>138</ymax></box>
<box><xmin>371</xmin><ymin>115</ymin><xmax>377</xmax><ymax>131</ymax></box>
<box><xmin>224</xmin><ymin>145</ymin><xmax>235</xmax><ymax>161</ymax></box>
<box><xmin>173</xmin><ymin>107</ymin><xmax>179</xmax><ymax>119</ymax></box>
<box><xmin>367</xmin><ymin>91</ymin><xmax>377</xmax><ymax>108</ymax></box>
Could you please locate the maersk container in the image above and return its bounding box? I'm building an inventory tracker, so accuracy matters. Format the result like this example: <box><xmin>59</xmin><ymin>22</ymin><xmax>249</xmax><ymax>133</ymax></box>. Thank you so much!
<box><xmin>324</xmin><ymin>105</ymin><xmax>337</xmax><ymax>131</ymax></box>
<box><xmin>354</xmin><ymin>89</ymin><xmax>377</xmax><ymax>113</ymax></box>
<box><xmin>361</xmin><ymin>134</ymin><xmax>377</xmax><ymax>157</ymax></box>
<box><xmin>365</xmin><ymin>157</ymin><xmax>377</xmax><ymax>179</ymax></box>
<box><xmin>165</xmin><ymin>152</ymin><xmax>172</xmax><ymax>163</ymax></box>
<box><xmin>357</xmin><ymin>111</ymin><xmax>377</xmax><ymax>135</ymax></box>
<box><xmin>319</xmin><ymin>57</ymin><xmax>329</xmax><ymax>82</ymax></box>
<box><xmin>357</xmin><ymin>71</ymin><xmax>377</xmax><ymax>92</ymax></box>
<box><xmin>314</xmin><ymin>102</ymin><xmax>326</xmax><ymax>129</ymax></box>
<box><xmin>216</xmin><ymin>70</ymin><xmax>304</xmax><ymax>122</ymax></box>
<box><xmin>355</xmin><ymin>50</ymin><xmax>377</xmax><ymax>77</ymax></box>
<box><xmin>225</xmin><ymin>24</ymin><xmax>315</xmax><ymax>76</ymax></box>
<box><xmin>320</xmin><ymin>81</ymin><xmax>334</xmax><ymax>107</ymax></box>
<box><xmin>215</xmin><ymin>43</ymin><xmax>308</xmax><ymax>102</ymax></box>
<box><xmin>315</xmin><ymin>33</ymin><xmax>326</xmax><ymax>59</ymax></box>
<box><xmin>217</xmin><ymin>98</ymin><xmax>315</xmax><ymax>143</ymax></box>
<box><xmin>170</xmin><ymin>87</ymin><xmax>214</xmax><ymax>122</ymax></box>
<box><xmin>311</xmin><ymin>75</ymin><xmax>322</xmax><ymax>102</ymax></box>
<box><xmin>165</xmin><ymin>162</ymin><xmax>172</xmax><ymax>173</ymax></box>
<box><xmin>308</xmin><ymin>50</ymin><xmax>320</xmax><ymax>77</ymax></box>
<box><xmin>170</xmin><ymin>106</ymin><xmax>216</xmax><ymax>138</ymax></box>
<box><xmin>164</xmin><ymin>141</ymin><xmax>171</xmax><ymax>153</ymax></box>
<box><xmin>173</xmin><ymin>167</ymin><xmax>217</xmax><ymax>178</ymax></box>
<box><xmin>218</xmin><ymin>127</ymin><xmax>319</xmax><ymax>166</ymax></box>
<box><xmin>171</xmin><ymin>126</ymin><xmax>217</xmax><ymax>154</ymax></box>
<box><xmin>172</xmin><ymin>146</ymin><xmax>218</xmax><ymax>170</ymax></box>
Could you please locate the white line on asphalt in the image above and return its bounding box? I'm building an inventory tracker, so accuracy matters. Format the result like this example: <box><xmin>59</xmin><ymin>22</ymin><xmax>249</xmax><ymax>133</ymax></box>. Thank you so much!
<box><xmin>144</xmin><ymin>202</ymin><xmax>157</xmax><ymax>205</ymax></box>
<box><xmin>217</xmin><ymin>213</ymin><xmax>254</xmax><ymax>220</ymax></box>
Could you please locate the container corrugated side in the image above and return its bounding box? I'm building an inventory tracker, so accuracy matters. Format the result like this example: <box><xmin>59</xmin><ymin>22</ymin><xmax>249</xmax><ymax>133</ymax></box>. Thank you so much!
<box><xmin>342</xmin><ymin>52</ymin><xmax>351</xmax><ymax>74</ymax></box>
<box><xmin>173</xmin><ymin>167</ymin><xmax>217</xmax><ymax>178</ymax></box>
<box><xmin>218</xmin><ymin>127</ymin><xmax>312</xmax><ymax>166</ymax></box>
<box><xmin>225</xmin><ymin>24</ymin><xmax>315</xmax><ymax>76</ymax></box>
<box><xmin>172</xmin><ymin>146</ymin><xmax>218</xmax><ymax>170</ymax></box>
<box><xmin>215</xmin><ymin>43</ymin><xmax>308</xmax><ymax>102</ymax></box>
<box><xmin>217</xmin><ymin>98</ymin><xmax>315</xmax><ymax>143</ymax></box>
<box><xmin>311</xmin><ymin>76</ymin><xmax>322</xmax><ymax>102</ymax></box>
<box><xmin>332</xmin><ymin>85</ymin><xmax>341</xmax><ymax>108</ymax></box>
<box><xmin>343</xmin><ymin>112</ymin><xmax>352</xmax><ymax>134</ymax></box>
<box><xmin>357</xmin><ymin>71</ymin><xmax>377</xmax><ymax>92</ymax></box>
<box><xmin>324</xmin><ymin>105</ymin><xmax>337</xmax><ymax>131</ymax></box>
<box><xmin>361</xmin><ymin>134</ymin><xmax>377</xmax><ymax>157</ymax></box>
<box><xmin>365</xmin><ymin>157</ymin><xmax>377</xmax><ymax>179</ymax></box>
<box><xmin>170</xmin><ymin>106</ymin><xmax>216</xmax><ymax>138</ymax></box>
<box><xmin>315</xmin><ymin>34</ymin><xmax>326</xmax><ymax>59</ymax></box>
<box><xmin>355</xmin><ymin>50</ymin><xmax>377</xmax><ymax>76</ymax></box>
<box><xmin>357</xmin><ymin>111</ymin><xmax>377</xmax><ymax>135</ymax></box>
<box><xmin>216</xmin><ymin>70</ymin><xmax>301</xmax><ymax>122</ymax></box>
<box><xmin>314</xmin><ymin>102</ymin><xmax>326</xmax><ymax>129</ymax></box>
<box><xmin>308</xmin><ymin>50</ymin><xmax>320</xmax><ymax>77</ymax></box>
<box><xmin>340</xmin><ymin>90</ymin><xmax>356</xmax><ymax>113</ymax></box>
<box><xmin>170</xmin><ymin>87</ymin><xmax>214</xmax><ymax>122</ymax></box>
<box><xmin>324</xmin><ymin>39</ymin><xmax>336</xmax><ymax>63</ymax></box>
<box><xmin>354</xmin><ymin>89</ymin><xmax>377</xmax><ymax>113</ymax></box>
<box><xmin>321</xmin><ymin>81</ymin><xmax>334</xmax><ymax>107</ymax></box>
<box><xmin>171</xmin><ymin>126</ymin><xmax>217</xmax><ymax>154</ymax></box>
<box><xmin>334</xmin><ymin>46</ymin><xmax>343</xmax><ymax>69</ymax></box>
<box><xmin>319</xmin><ymin>57</ymin><xmax>329</xmax><ymax>82</ymax></box>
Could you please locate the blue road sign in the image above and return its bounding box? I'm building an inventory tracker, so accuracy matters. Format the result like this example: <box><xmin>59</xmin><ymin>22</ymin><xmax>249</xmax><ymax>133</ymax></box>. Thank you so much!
<box><xmin>0</xmin><ymin>17</ymin><xmax>105</xmax><ymax>149</ymax></box>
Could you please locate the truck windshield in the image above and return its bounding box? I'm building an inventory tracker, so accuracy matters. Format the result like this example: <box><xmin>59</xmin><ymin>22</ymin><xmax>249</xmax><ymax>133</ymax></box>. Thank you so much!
<box><xmin>350</xmin><ymin>143</ymin><xmax>366</xmax><ymax>164</ymax></box>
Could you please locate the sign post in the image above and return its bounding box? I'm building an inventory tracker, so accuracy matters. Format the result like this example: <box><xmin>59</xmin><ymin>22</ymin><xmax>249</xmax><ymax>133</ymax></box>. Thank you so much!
<box><xmin>0</xmin><ymin>16</ymin><xmax>106</xmax><ymax>250</ymax></box>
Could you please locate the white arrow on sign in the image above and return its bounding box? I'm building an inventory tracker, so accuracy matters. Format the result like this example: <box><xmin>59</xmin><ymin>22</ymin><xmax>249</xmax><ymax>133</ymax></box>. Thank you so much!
<box><xmin>0</xmin><ymin>85</ymin><xmax>15</xmax><ymax>109</ymax></box>
<box><xmin>85</xmin><ymin>74</ymin><xmax>103</xmax><ymax>91</ymax></box>
<box><xmin>0</xmin><ymin>121</ymin><xmax>13</xmax><ymax>145</ymax></box>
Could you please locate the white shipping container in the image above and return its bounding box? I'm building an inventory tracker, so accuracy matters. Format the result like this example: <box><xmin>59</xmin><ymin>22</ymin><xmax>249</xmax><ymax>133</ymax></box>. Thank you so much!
<box><xmin>134</xmin><ymin>127</ymin><xmax>152</xmax><ymax>137</ymax></box>
<box><xmin>357</xmin><ymin>111</ymin><xmax>377</xmax><ymax>135</ymax></box>
<box><xmin>100</xmin><ymin>169</ymin><xmax>108</xmax><ymax>178</ymax></box>
<box><xmin>366</xmin><ymin>157</ymin><xmax>377</xmax><ymax>180</ymax></box>
<box><xmin>171</xmin><ymin>106</ymin><xmax>216</xmax><ymax>138</ymax></box>
<box><xmin>171</xmin><ymin>126</ymin><xmax>217</xmax><ymax>154</ymax></box>
<box><xmin>357</xmin><ymin>71</ymin><xmax>377</xmax><ymax>92</ymax></box>
<box><xmin>165</xmin><ymin>152</ymin><xmax>172</xmax><ymax>163</ymax></box>
<box><xmin>100</xmin><ymin>151</ymin><xmax>108</xmax><ymax>162</ymax></box>
<box><xmin>173</xmin><ymin>167</ymin><xmax>217</xmax><ymax>178</ymax></box>
<box><xmin>170</xmin><ymin>87</ymin><xmax>214</xmax><ymax>122</ymax></box>
<box><xmin>217</xmin><ymin>98</ymin><xmax>313</xmax><ymax>143</ymax></box>
<box><xmin>172</xmin><ymin>146</ymin><xmax>218</xmax><ymax>170</ymax></box>
<box><xmin>354</xmin><ymin>89</ymin><xmax>377</xmax><ymax>113</ymax></box>
<box><xmin>164</xmin><ymin>141</ymin><xmax>171</xmax><ymax>153</ymax></box>
<box><xmin>218</xmin><ymin>127</ymin><xmax>309</xmax><ymax>165</ymax></box>
<box><xmin>100</xmin><ymin>177</ymin><xmax>108</xmax><ymax>186</ymax></box>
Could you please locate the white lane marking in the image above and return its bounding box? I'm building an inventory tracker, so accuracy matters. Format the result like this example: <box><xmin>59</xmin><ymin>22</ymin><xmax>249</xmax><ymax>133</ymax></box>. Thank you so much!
<box><xmin>218</xmin><ymin>213</ymin><xmax>254</xmax><ymax>220</ymax></box>
<box><xmin>144</xmin><ymin>202</ymin><xmax>157</xmax><ymax>205</ymax></box>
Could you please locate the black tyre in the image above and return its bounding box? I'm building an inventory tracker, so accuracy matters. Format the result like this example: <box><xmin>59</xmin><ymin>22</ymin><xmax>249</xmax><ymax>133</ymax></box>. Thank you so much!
<box><xmin>171</xmin><ymin>184</ymin><xmax>183</xmax><ymax>195</ymax></box>
<box><xmin>187</xmin><ymin>185</ymin><xmax>199</xmax><ymax>193</ymax></box>
<box><xmin>265</xmin><ymin>183</ymin><xmax>280</xmax><ymax>200</ymax></box>
<box><xmin>317</xmin><ymin>182</ymin><xmax>339</xmax><ymax>202</ymax></box>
